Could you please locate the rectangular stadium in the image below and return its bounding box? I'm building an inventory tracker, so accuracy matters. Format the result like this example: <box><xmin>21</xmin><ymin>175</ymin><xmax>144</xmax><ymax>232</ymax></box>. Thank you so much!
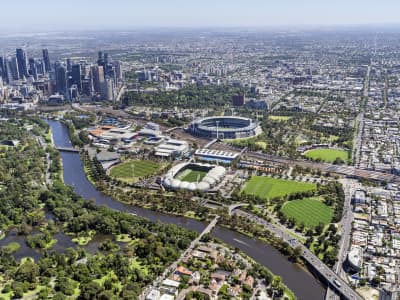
<box><xmin>162</xmin><ymin>162</ymin><xmax>226</xmax><ymax>191</ymax></box>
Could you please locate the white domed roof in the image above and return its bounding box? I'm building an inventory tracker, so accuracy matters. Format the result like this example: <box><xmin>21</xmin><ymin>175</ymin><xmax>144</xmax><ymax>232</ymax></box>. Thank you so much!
<box><xmin>170</xmin><ymin>179</ymin><xmax>181</xmax><ymax>189</ymax></box>
<box><xmin>197</xmin><ymin>182</ymin><xmax>210</xmax><ymax>191</ymax></box>
<box><xmin>188</xmin><ymin>183</ymin><xmax>197</xmax><ymax>191</ymax></box>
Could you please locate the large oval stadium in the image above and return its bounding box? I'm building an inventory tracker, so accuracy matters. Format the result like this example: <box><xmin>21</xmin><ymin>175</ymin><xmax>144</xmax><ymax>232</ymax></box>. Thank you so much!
<box><xmin>189</xmin><ymin>116</ymin><xmax>262</xmax><ymax>139</ymax></box>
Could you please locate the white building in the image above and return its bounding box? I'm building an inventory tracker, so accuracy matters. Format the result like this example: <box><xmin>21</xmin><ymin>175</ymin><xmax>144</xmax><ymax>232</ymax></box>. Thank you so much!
<box><xmin>155</xmin><ymin>139</ymin><xmax>189</xmax><ymax>157</ymax></box>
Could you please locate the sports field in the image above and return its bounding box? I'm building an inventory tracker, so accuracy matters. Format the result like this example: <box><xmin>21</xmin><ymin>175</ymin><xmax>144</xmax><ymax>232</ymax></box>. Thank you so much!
<box><xmin>280</xmin><ymin>198</ymin><xmax>333</xmax><ymax>227</ymax></box>
<box><xmin>243</xmin><ymin>176</ymin><xmax>316</xmax><ymax>199</ymax></box>
<box><xmin>304</xmin><ymin>148</ymin><xmax>349</xmax><ymax>163</ymax></box>
<box><xmin>110</xmin><ymin>160</ymin><xmax>163</xmax><ymax>181</ymax></box>
<box><xmin>175</xmin><ymin>169</ymin><xmax>207</xmax><ymax>183</ymax></box>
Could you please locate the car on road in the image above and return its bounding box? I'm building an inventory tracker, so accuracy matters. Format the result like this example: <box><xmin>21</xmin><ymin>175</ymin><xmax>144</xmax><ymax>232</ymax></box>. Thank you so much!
<box><xmin>333</xmin><ymin>279</ymin><xmax>342</xmax><ymax>288</ymax></box>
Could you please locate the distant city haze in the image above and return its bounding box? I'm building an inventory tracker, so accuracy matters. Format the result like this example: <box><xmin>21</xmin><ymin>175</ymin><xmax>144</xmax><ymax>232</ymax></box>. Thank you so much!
<box><xmin>1</xmin><ymin>0</ymin><xmax>400</xmax><ymax>31</ymax></box>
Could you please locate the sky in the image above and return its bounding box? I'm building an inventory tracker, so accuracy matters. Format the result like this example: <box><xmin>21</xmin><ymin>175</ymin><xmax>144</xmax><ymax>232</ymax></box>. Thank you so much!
<box><xmin>1</xmin><ymin>0</ymin><xmax>400</xmax><ymax>31</ymax></box>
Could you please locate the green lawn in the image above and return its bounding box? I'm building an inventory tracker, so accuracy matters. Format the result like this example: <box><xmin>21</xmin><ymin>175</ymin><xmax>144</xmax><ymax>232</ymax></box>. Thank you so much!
<box><xmin>280</xmin><ymin>198</ymin><xmax>333</xmax><ymax>227</ymax></box>
<box><xmin>110</xmin><ymin>160</ymin><xmax>164</xmax><ymax>182</ymax></box>
<box><xmin>243</xmin><ymin>176</ymin><xmax>316</xmax><ymax>200</ymax></box>
<box><xmin>269</xmin><ymin>115</ymin><xmax>291</xmax><ymax>121</ymax></box>
<box><xmin>175</xmin><ymin>169</ymin><xmax>207</xmax><ymax>183</ymax></box>
<box><xmin>255</xmin><ymin>141</ymin><xmax>267</xmax><ymax>150</ymax></box>
<box><xmin>304</xmin><ymin>148</ymin><xmax>349</xmax><ymax>163</ymax></box>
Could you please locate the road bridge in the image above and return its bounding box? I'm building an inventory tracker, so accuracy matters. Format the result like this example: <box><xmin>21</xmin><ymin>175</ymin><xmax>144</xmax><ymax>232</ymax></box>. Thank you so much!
<box><xmin>55</xmin><ymin>146</ymin><xmax>80</xmax><ymax>152</ymax></box>
<box><xmin>227</xmin><ymin>203</ymin><xmax>249</xmax><ymax>215</ymax></box>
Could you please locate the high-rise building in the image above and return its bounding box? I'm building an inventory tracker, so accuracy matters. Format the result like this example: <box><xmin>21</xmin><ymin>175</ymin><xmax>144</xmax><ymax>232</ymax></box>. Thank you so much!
<box><xmin>42</xmin><ymin>49</ymin><xmax>51</xmax><ymax>73</ymax></box>
<box><xmin>66</xmin><ymin>58</ymin><xmax>72</xmax><ymax>72</ymax></box>
<box><xmin>16</xmin><ymin>48</ymin><xmax>28</xmax><ymax>79</ymax></box>
<box><xmin>81</xmin><ymin>78</ymin><xmax>93</xmax><ymax>96</ymax></box>
<box><xmin>102</xmin><ymin>77</ymin><xmax>114</xmax><ymax>101</ymax></box>
<box><xmin>91</xmin><ymin>65</ymin><xmax>104</xmax><ymax>94</ymax></box>
<box><xmin>97</xmin><ymin>51</ymin><xmax>104</xmax><ymax>66</ymax></box>
<box><xmin>28</xmin><ymin>58</ymin><xmax>38</xmax><ymax>80</ymax></box>
<box><xmin>71</xmin><ymin>64</ymin><xmax>82</xmax><ymax>91</ymax></box>
<box><xmin>232</xmin><ymin>94</ymin><xmax>246</xmax><ymax>107</ymax></box>
<box><xmin>36</xmin><ymin>59</ymin><xmax>45</xmax><ymax>75</ymax></box>
<box><xmin>0</xmin><ymin>56</ymin><xmax>8</xmax><ymax>83</ymax></box>
<box><xmin>55</xmin><ymin>63</ymin><xmax>67</xmax><ymax>96</ymax></box>
<box><xmin>7</xmin><ymin>57</ymin><xmax>19</xmax><ymax>81</ymax></box>
<box><xmin>112</xmin><ymin>61</ymin><xmax>122</xmax><ymax>80</ymax></box>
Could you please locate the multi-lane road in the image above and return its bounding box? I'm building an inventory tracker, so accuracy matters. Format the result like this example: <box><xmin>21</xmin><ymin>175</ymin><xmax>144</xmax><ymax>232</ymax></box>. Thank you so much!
<box><xmin>233</xmin><ymin>209</ymin><xmax>363</xmax><ymax>300</ymax></box>
<box><xmin>325</xmin><ymin>179</ymin><xmax>356</xmax><ymax>300</ymax></box>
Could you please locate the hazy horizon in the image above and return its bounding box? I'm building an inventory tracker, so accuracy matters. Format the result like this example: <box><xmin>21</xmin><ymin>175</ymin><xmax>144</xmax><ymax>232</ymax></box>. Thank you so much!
<box><xmin>1</xmin><ymin>0</ymin><xmax>400</xmax><ymax>32</ymax></box>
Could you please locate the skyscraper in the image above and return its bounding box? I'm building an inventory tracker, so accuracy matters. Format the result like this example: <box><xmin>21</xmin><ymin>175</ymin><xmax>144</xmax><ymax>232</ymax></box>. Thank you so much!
<box><xmin>7</xmin><ymin>57</ymin><xmax>19</xmax><ymax>81</ymax></box>
<box><xmin>28</xmin><ymin>58</ymin><xmax>38</xmax><ymax>80</ymax></box>
<box><xmin>112</xmin><ymin>61</ymin><xmax>122</xmax><ymax>80</ymax></box>
<box><xmin>16</xmin><ymin>48</ymin><xmax>28</xmax><ymax>79</ymax></box>
<box><xmin>66</xmin><ymin>58</ymin><xmax>72</xmax><ymax>72</ymax></box>
<box><xmin>36</xmin><ymin>59</ymin><xmax>45</xmax><ymax>75</ymax></box>
<box><xmin>0</xmin><ymin>56</ymin><xmax>8</xmax><ymax>83</ymax></box>
<box><xmin>98</xmin><ymin>51</ymin><xmax>103</xmax><ymax>65</ymax></box>
<box><xmin>91</xmin><ymin>65</ymin><xmax>104</xmax><ymax>94</ymax></box>
<box><xmin>71</xmin><ymin>64</ymin><xmax>82</xmax><ymax>91</ymax></box>
<box><xmin>42</xmin><ymin>49</ymin><xmax>51</xmax><ymax>73</ymax></box>
<box><xmin>55</xmin><ymin>63</ymin><xmax>67</xmax><ymax>96</ymax></box>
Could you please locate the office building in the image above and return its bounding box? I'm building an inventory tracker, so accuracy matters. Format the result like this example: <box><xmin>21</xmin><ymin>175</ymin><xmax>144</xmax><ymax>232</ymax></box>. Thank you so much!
<box><xmin>42</xmin><ymin>49</ymin><xmax>51</xmax><ymax>73</ymax></box>
<box><xmin>102</xmin><ymin>77</ymin><xmax>114</xmax><ymax>101</ymax></box>
<box><xmin>232</xmin><ymin>94</ymin><xmax>246</xmax><ymax>106</ymax></box>
<box><xmin>16</xmin><ymin>48</ymin><xmax>28</xmax><ymax>79</ymax></box>
<box><xmin>113</xmin><ymin>61</ymin><xmax>122</xmax><ymax>80</ymax></box>
<box><xmin>7</xmin><ymin>57</ymin><xmax>19</xmax><ymax>81</ymax></box>
<box><xmin>55</xmin><ymin>63</ymin><xmax>67</xmax><ymax>96</ymax></box>
<box><xmin>91</xmin><ymin>65</ymin><xmax>105</xmax><ymax>94</ymax></box>
<box><xmin>0</xmin><ymin>57</ymin><xmax>8</xmax><ymax>83</ymax></box>
<box><xmin>66</xmin><ymin>58</ymin><xmax>72</xmax><ymax>72</ymax></box>
<box><xmin>71</xmin><ymin>64</ymin><xmax>82</xmax><ymax>91</ymax></box>
<box><xmin>28</xmin><ymin>58</ymin><xmax>38</xmax><ymax>80</ymax></box>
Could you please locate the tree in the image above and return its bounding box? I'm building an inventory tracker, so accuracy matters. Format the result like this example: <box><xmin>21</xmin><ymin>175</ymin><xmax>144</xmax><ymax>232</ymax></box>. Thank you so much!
<box><xmin>291</xmin><ymin>246</ymin><xmax>302</xmax><ymax>261</ymax></box>
<box><xmin>371</xmin><ymin>276</ymin><xmax>381</xmax><ymax>287</ymax></box>
<box><xmin>79</xmin><ymin>281</ymin><xmax>103</xmax><ymax>300</ymax></box>
<box><xmin>16</xmin><ymin>259</ymin><xmax>39</xmax><ymax>283</ymax></box>
<box><xmin>315</xmin><ymin>222</ymin><xmax>324</xmax><ymax>235</ymax></box>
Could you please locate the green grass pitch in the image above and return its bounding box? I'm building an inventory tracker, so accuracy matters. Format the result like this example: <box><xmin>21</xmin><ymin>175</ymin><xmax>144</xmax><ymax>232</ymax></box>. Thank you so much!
<box><xmin>304</xmin><ymin>148</ymin><xmax>349</xmax><ymax>163</ymax></box>
<box><xmin>280</xmin><ymin>198</ymin><xmax>333</xmax><ymax>227</ymax></box>
<box><xmin>242</xmin><ymin>176</ymin><xmax>316</xmax><ymax>199</ymax></box>
<box><xmin>175</xmin><ymin>169</ymin><xmax>208</xmax><ymax>183</ymax></box>
<box><xmin>110</xmin><ymin>160</ymin><xmax>163</xmax><ymax>181</ymax></box>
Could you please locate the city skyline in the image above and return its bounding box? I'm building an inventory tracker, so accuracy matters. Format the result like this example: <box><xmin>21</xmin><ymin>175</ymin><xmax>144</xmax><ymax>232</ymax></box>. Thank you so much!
<box><xmin>1</xmin><ymin>0</ymin><xmax>400</xmax><ymax>32</ymax></box>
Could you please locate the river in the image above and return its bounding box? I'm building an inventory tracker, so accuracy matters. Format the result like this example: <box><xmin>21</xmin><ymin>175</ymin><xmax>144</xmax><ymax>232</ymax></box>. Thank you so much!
<box><xmin>3</xmin><ymin>120</ymin><xmax>327</xmax><ymax>300</ymax></box>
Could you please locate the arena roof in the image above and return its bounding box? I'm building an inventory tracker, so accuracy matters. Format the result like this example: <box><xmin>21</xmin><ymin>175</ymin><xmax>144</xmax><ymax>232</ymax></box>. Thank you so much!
<box><xmin>163</xmin><ymin>162</ymin><xmax>226</xmax><ymax>191</ymax></box>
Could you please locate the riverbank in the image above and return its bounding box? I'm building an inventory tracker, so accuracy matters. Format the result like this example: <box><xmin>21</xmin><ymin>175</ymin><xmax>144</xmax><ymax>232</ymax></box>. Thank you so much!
<box><xmin>46</xmin><ymin>119</ymin><xmax>326</xmax><ymax>299</ymax></box>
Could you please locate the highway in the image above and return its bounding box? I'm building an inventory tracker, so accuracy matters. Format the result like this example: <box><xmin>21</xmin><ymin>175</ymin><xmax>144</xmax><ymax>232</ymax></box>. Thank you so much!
<box><xmin>233</xmin><ymin>209</ymin><xmax>363</xmax><ymax>300</ymax></box>
<box><xmin>325</xmin><ymin>179</ymin><xmax>356</xmax><ymax>300</ymax></box>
